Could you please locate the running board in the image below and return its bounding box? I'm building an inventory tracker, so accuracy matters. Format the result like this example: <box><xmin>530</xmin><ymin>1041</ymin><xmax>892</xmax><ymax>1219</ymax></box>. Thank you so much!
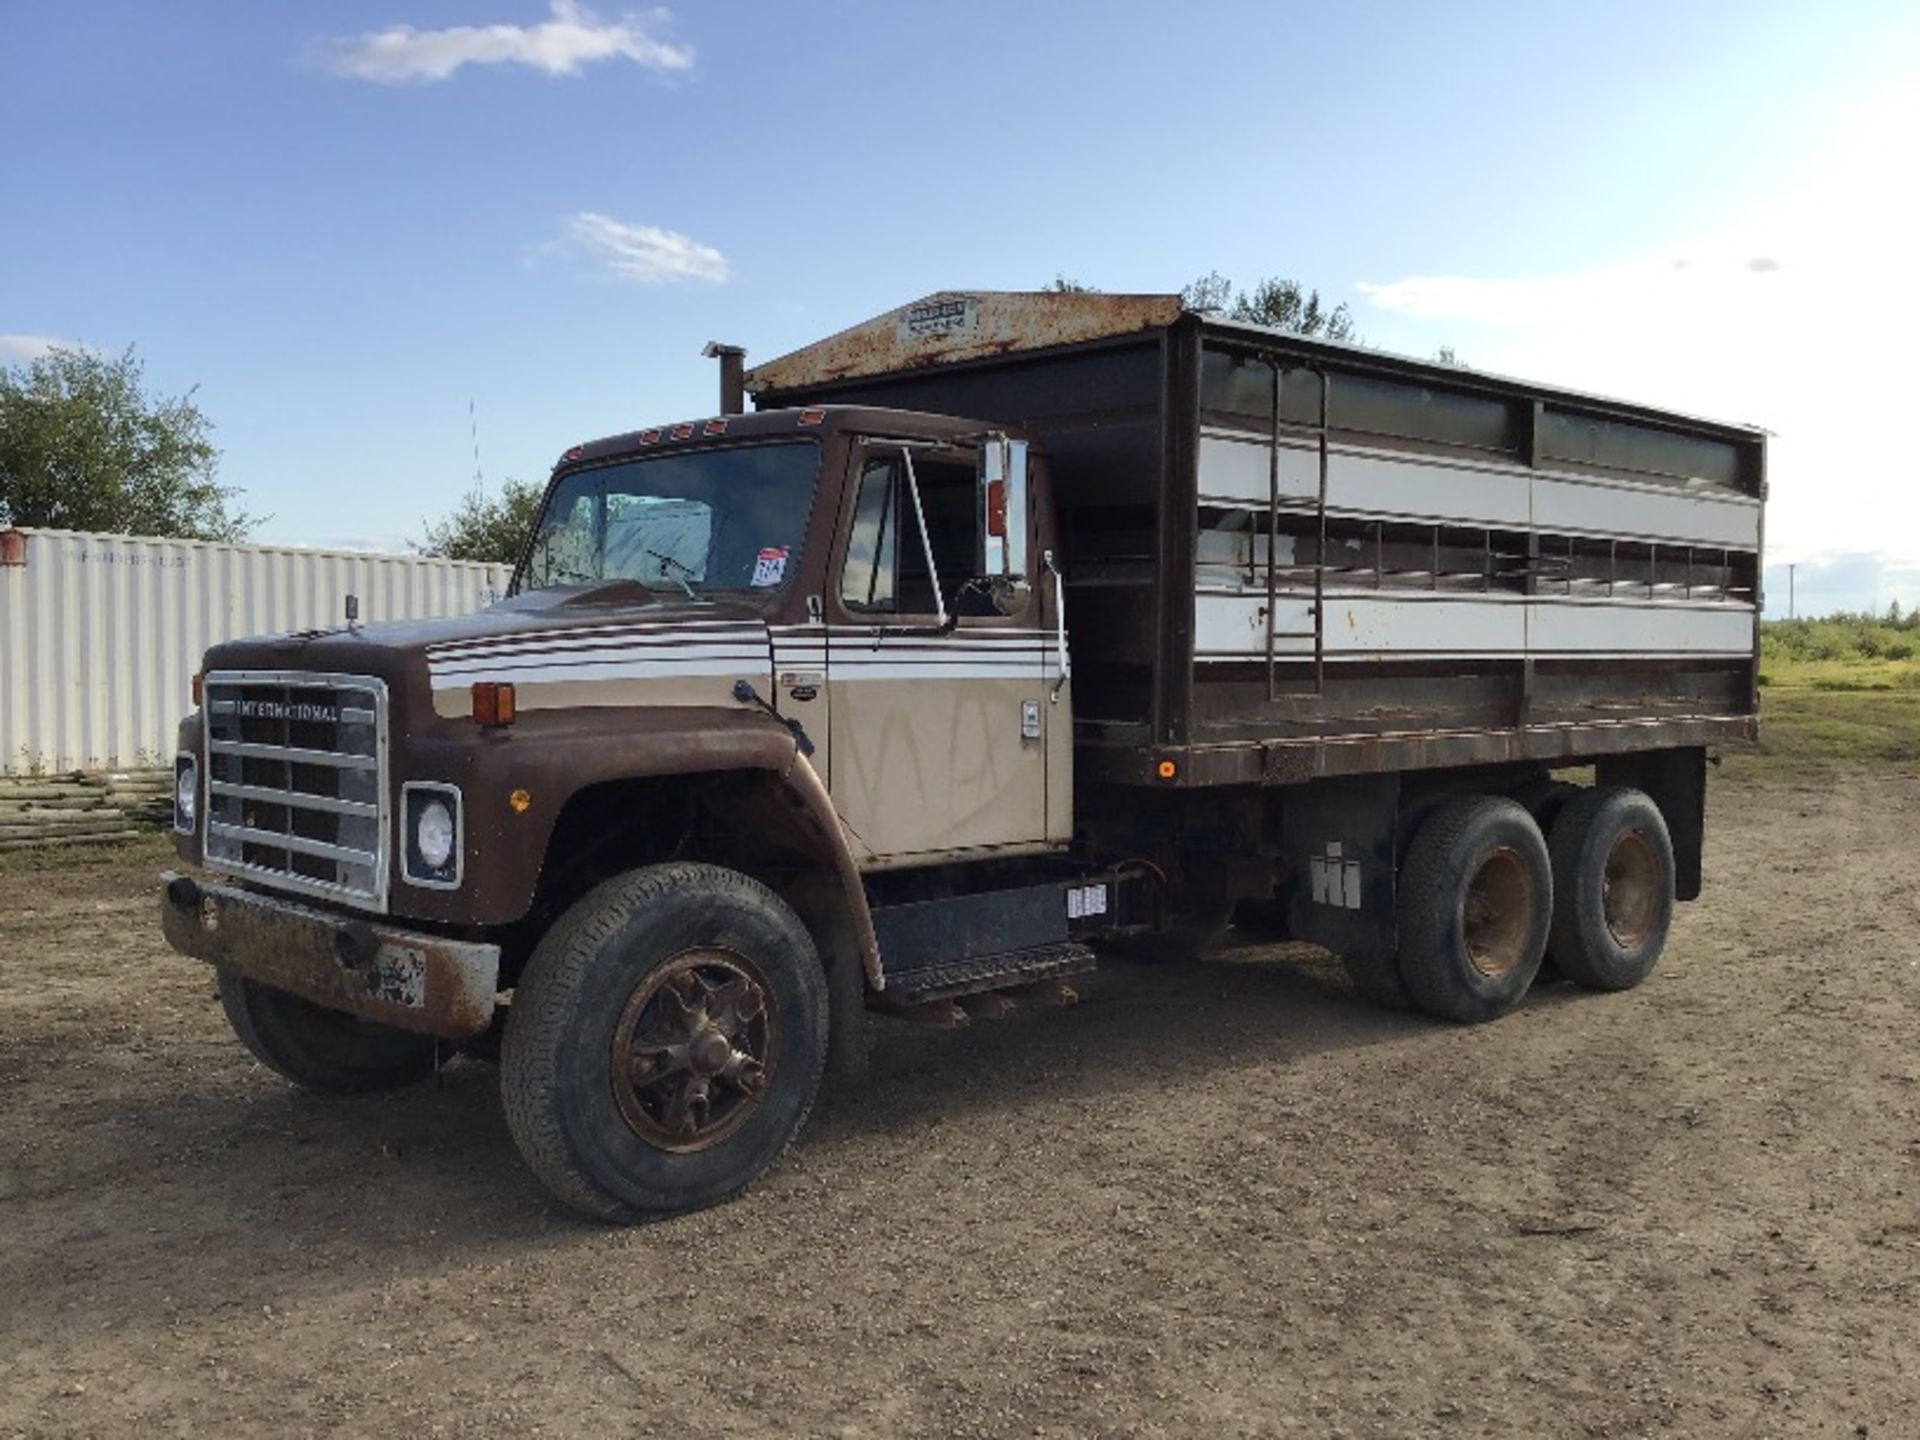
<box><xmin>882</xmin><ymin>942</ymin><xmax>1096</xmax><ymax>1006</ymax></box>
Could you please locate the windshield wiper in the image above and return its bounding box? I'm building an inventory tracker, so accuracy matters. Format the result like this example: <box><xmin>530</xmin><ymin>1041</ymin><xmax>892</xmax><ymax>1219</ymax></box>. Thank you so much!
<box><xmin>646</xmin><ymin>549</ymin><xmax>700</xmax><ymax>599</ymax></box>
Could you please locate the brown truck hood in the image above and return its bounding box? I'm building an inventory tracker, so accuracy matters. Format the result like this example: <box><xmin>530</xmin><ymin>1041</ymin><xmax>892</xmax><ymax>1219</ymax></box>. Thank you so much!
<box><xmin>198</xmin><ymin>586</ymin><xmax>778</xmax><ymax>713</ymax></box>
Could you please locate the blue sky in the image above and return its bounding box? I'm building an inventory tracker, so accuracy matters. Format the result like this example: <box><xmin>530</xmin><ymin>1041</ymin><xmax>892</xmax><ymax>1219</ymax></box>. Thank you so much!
<box><xmin>4</xmin><ymin>0</ymin><xmax>1917</xmax><ymax>614</ymax></box>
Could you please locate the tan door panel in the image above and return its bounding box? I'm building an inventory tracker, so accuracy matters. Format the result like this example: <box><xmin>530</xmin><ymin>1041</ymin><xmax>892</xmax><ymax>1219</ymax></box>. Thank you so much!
<box><xmin>828</xmin><ymin>629</ymin><xmax>1050</xmax><ymax>863</ymax></box>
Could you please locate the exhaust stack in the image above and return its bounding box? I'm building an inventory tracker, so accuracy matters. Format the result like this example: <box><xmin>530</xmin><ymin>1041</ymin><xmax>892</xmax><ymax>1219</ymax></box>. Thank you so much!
<box><xmin>702</xmin><ymin>342</ymin><xmax>747</xmax><ymax>416</ymax></box>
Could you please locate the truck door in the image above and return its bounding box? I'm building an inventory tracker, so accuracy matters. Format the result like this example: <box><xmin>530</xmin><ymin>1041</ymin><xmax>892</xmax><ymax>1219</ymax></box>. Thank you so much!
<box><xmin>827</xmin><ymin>439</ymin><xmax>1054</xmax><ymax>864</ymax></box>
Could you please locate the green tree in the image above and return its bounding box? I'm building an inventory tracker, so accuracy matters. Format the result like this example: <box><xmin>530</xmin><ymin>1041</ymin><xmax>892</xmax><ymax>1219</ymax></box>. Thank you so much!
<box><xmin>1180</xmin><ymin>271</ymin><xmax>1359</xmax><ymax>343</ymax></box>
<box><xmin>0</xmin><ymin>346</ymin><xmax>254</xmax><ymax>540</ymax></box>
<box><xmin>418</xmin><ymin>477</ymin><xmax>545</xmax><ymax>564</ymax></box>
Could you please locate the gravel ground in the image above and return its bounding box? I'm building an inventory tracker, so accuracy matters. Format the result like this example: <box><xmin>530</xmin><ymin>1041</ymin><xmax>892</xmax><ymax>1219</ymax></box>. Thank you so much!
<box><xmin>1</xmin><ymin>765</ymin><xmax>1916</xmax><ymax>1439</ymax></box>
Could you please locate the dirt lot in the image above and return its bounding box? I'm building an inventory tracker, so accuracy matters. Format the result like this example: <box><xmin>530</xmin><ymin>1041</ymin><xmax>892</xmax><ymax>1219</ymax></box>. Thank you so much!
<box><xmin>3</xmin><ymin>763</ymin><xmax>1916</xmax><ymax>1439</ymax></box>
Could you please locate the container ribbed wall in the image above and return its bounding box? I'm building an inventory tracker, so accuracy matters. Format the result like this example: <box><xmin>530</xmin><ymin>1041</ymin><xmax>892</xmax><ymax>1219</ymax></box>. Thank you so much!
<box><xmin>0</xmin><ymin>528</ymin><xmax>508</xmax><ymax>774</ymax></box>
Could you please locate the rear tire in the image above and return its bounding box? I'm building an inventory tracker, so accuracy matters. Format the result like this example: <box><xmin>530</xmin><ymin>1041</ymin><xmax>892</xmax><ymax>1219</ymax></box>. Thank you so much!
<box><xmin>1341</xmin><ymin>948</ymin><xmax>1414</xmax><ymax>1012</ymax></box>
<box><xmin>1396</xmin><ymin>796</ymin><xmax>1552</xmax><ymax>1024</ymax></box>
<box><xmin>217</xmin><ymin>972</ymin><xmax>443</xmax><ymax>1094</ymax></box>
<box><xmin>1546</xmin><ymin>786</ymin><xmax>1675</xmax><ymax>991</ymax></box>
<box><xmin>1513</xmin><ymin>778</ymin><xmax>1580</xmax><ymax>832</ymax></box>
<box><xmin>502</xmin><ymin>862</ymin><xmax>829</xmax><ymax>1221</ymax></box>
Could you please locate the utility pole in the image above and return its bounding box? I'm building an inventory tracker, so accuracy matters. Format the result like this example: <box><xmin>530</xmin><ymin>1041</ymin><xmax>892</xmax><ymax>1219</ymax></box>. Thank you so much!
<box><xmin>1788</xmin><ymin>563</ymin><xmax>1796</xmax><ymax>619</ymax></box>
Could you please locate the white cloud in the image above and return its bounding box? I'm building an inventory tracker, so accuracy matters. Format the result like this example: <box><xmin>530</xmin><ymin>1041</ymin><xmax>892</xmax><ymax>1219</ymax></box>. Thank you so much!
<box><xmin>0</xmin><ymin>334</ymin><xmax>91</xmax><ymax>363</ymax></box>
<box><xmin>1343</xmin><ymin>71</ymin><xmax>1920</xmax><ymax>594</ymax></box>
<box><xmin>562</xmin><ymin>212</ymin><xmax>729</xmax><ymax>284</ymax></box>
<box><xmin>1763</xmin><ymin>552</ymin><xmax>1920</xmax><ymax>618</ymax></box>
<box><xmin>1348</xmin><ymin>87</ymin><xmax>1920</xmax><ymax>580</ymax></box>
<box><xmin>1357</xmin><ymin>251</ymin><xmax>1789</xmax><ymax>333</ymax></box>
<box><xmin>324</xmin><ymin>1</ymin><xmax>691</xmax><ymax>83</ymax></box>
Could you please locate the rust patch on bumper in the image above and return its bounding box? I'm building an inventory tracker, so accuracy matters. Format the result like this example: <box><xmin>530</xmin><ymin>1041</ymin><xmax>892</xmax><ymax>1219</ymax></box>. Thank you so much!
<box><xmin>158</xmin><ymin>873</ymin><xmax>499</xmax><ymax>1039</ymax></box>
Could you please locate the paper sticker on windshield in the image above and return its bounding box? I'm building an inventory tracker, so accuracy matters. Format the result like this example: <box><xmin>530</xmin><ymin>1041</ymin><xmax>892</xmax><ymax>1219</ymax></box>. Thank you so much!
<box><xmin>751</xmin><ymin>546</ymin><xmax>789</xmax><ymax>588</ymax></box>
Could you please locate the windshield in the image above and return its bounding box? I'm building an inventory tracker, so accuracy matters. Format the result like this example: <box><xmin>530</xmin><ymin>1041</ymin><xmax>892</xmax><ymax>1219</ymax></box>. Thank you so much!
<box><xmin>520</xmin><ymin>440</ymin><xmax>820</xmax><ymax>596</ymax></box>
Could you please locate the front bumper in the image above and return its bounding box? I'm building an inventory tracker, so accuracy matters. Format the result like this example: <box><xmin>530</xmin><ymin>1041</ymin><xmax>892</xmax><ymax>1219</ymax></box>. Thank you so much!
<box><xmin>159</xmin><ymin>872</ymin><xmax>500</xmax><ymax>1040</ymax></box>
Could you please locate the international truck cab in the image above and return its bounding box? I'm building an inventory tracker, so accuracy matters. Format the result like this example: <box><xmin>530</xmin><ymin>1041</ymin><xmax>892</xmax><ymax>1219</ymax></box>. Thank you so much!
<box><xmin>161</xmin><ymin>292</ymin><xmax>1764</xmax><ymax>1219</ymax></box>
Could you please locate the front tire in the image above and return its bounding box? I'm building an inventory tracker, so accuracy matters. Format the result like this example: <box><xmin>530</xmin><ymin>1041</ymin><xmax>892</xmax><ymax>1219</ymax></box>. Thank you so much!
<box><xmin>217</xmin><ymin>972</ymin><xmax>443</xmax><ymax>1094</ymax></box>
<box><xmin>1546</xmin><ymin>786</ymin><xmax>1675</xmax><ymax>991</ymax></box>
<box><xmin>1396</xmin><ymin>796</ymin><xmax>1552</xmax><ymax>1024</ymax></box>
<box><xmin>501</xmin><ymin>862</ymin><xmax>829</xmax><ymax>1221</ymax></box>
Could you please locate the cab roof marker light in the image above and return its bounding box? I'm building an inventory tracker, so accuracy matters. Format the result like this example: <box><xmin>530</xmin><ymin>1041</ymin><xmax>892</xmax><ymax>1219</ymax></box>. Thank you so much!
<box><xmin>704</xmin><ymin>418</ymin><xmax>728</xmax><ymax>436</ymax></box>
<box><xmin>639</xmin><ymin>429</ymin><xmax>660</xmax><ymax>444</ymax></box>
<box><xmin>670</xmin><ymin>423</ymin><xmax>695</xmax><ymax>440</ymax></box>
<box><xmin>798</xmin><ymin>409</ymin><xmax>825</xmax><ymax>426</ymax></box>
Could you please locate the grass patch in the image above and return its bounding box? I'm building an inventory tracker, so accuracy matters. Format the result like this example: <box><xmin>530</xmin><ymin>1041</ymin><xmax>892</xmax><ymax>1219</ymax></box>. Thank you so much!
<box><xmin>1740</xmin><ymin>617</ymin><xmax>1920</xmax><ymax>771</ymax></box>
<box><xmin>1763</xmin><ymin>615</ymin><xmax>1919</xmax><ymax>666</ymax></box>
<box><xmin>1729</xmin><ymin>686</ymin><xmax>1920</xmax><ymax>775</ymax></box>
<box><xmin>0</xmin><ymin>830</ymin><xmax>174</xmax><ymax>875</ymax></box>
<box><xmin>1759</xmin><ymin>656</ymin><xmax>1920</xmax><ymax>692</ymax></box>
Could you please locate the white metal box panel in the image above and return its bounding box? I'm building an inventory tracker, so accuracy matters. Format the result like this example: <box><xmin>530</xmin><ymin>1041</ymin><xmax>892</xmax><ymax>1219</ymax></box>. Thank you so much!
<box><xmin>1325</xmin><ymin>594</ymin><xmax>1531</xmax><ymax>658</ymax></box>
<box><xmin>1327</xmin><ymin>452</ymin><xmax>1532</xmax><ymax>531</ymax></box>
<box><xmin>1194</xmin><ymin>589</ymin><xmax>1754</xmax><ymax>663</ymax></box>
<box><xmin>0</xmin><ymin>528</ymin><xmax>508</xmax><ymax>774</ymax></box>
<box><xmin>1197</xmin><ymin>432</ymin><xmax>1318</xmax><ymax>507</ymax></box>
<box><xmin>1195</xmin><ymin>591</ymin><xmax>1317</xmax><ymax>658</ymax></box>
<box><xmin>1530</xmin><ymin>475</ymin><xmax>1761</xmax><ymax>550</ymax></box>
<box><xmin>1198</xmin><ymin>436</ymin><xmax>1761</xmax><ymax>552</ymax></box>
<box><xmin>1527</xmin><ymin>598</ymin><xmax>1755</xmax><ymax>656</ymax></box>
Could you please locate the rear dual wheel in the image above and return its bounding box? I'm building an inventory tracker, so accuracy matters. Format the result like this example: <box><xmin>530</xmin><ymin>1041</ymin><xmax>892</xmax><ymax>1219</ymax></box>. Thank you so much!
<box><xmin>1353</xmin><ymin>785</ymin><xmax>1675</xmax><ymax>1022</ymax></box>
<box><xmin>1546</xmin><ymin>787</ymin><xmax>1675</xmax><ymax>991</ymax></box>
<box><xmin>1396</xmin><ymin>796</ymin><xmax>1553</xmax><ymax>1024</ymax></box>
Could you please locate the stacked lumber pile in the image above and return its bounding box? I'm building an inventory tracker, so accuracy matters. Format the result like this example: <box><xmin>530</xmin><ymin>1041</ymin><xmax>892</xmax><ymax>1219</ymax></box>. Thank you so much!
<box><xmin>0</xmin><ymin>769</ymin><xmax>171</xmax><ymax>851</ymax></box>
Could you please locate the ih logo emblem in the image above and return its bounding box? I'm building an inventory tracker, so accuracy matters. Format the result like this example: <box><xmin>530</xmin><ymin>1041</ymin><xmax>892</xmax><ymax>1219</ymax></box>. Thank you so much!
<box><xmin>1310</xmin><ymin>841</ymin><xmax>1363</xmax><ymax>910</ymax></box>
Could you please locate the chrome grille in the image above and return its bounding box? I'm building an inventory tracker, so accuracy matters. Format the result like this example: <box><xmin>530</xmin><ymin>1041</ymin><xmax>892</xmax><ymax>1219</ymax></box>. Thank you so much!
<box><xmin>202</xmin><ymin>671</ymin><xmax>389</xmax><ymax>911</ymax></box>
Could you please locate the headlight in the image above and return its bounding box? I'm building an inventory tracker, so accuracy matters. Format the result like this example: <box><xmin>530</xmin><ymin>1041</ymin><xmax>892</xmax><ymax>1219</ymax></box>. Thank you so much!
<box><xmin>401</xmin><ymin>783</ymin><xmax>462</xmax><ymax>888</ymax></box>
<box><xmin>174</xmin><ymin>754</ymin><xmax>198</xmax><ymax>834</ymax></box>
<box><xmin>417</xmin><ymin>800</ymin><xmax>455</xmax><ymax>871</ymax></box>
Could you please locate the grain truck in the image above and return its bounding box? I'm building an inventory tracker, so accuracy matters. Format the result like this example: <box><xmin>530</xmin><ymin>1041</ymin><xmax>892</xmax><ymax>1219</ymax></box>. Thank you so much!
<box><xmin>159</xmin><ymin>292</ymin><xmax>1764</xmax><ymax>1219</ymax></box>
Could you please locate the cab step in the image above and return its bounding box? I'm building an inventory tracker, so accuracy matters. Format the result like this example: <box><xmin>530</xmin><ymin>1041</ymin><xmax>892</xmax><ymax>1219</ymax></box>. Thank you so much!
<box><xmin>881</xmin><ymin>941</ymin><xmax>1096</xmax><ymax>1007</ymax></box>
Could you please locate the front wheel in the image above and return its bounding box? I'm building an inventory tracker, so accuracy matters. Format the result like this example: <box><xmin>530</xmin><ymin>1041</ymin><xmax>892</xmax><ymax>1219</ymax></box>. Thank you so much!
<box><xmin>501</xmin><ymin>862</ymin><xmax>829</xmax><ymax>1221</ymax></box>
<box><xmin>217</xmin><ymin>972</ymin><xmax>444</xmax><ymax>1094</ymax></box>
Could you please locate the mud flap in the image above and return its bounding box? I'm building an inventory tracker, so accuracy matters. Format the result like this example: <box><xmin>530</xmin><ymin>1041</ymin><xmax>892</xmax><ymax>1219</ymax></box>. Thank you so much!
<box><xmin>1596</xmin><ymin>747</ymin><xmax>1706</xmax><ymax>901</ymax></box>
<box><xmin>1277</xmin><ymin>775</ymin><xmax>1400</xmax><ymax>960</ymax></box>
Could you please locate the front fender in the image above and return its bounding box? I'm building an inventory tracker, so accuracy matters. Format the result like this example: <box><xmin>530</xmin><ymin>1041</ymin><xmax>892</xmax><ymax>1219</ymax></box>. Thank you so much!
<box><xmin>406</xmin><ymin>705</ymin><xmax>882</xmax><ymax>985</ymax></box>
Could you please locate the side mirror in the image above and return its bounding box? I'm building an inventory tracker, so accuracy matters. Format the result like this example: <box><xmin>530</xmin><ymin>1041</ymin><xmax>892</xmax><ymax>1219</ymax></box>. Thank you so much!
<box><xmin>978</xmin><ymin>435</ymin><xmax>1030</xmax><ymax>578</ymax></box>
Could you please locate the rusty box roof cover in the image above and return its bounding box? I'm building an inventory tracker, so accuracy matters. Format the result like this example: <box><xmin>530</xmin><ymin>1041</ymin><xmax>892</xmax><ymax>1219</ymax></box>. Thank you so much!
<box><xmin>743</xmin><ymin>291</ymin><xmax>1184</xmax><ymax>395</ymax></box>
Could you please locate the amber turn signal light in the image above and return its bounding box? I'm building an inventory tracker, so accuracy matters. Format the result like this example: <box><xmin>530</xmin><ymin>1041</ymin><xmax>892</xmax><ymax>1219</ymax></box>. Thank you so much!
<box><xmin>1156</xmin><ymin>759</ymin><xmax>1177</xmax><ymax>780</ymax></box>
<box><xmin>472</xmin><ymin>681</ymin><xmax>517</xmax><ymax>727</ymax></box>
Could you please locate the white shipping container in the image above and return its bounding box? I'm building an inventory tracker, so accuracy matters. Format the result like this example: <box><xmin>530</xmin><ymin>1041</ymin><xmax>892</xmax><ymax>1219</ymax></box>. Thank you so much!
<box><xmin>0</xmin><ymin>528</ymin><xmax>508</xmax><ymax>774</ymax></box>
